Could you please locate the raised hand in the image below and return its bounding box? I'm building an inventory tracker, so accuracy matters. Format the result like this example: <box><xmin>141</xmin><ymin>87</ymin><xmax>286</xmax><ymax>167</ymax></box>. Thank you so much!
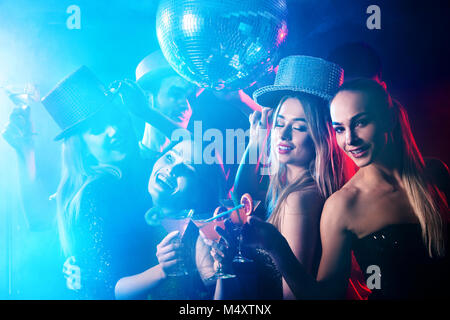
<box><xmin>2</xmin><ymin>105</ymin><xmax>35</xmax><ymax>157</ymax></box>
<box><xmin>110</xmin><ymin>79</ymin><xmax>185</xmax><ymax>140</ymax></box>
<box><xmin>109</xmin><ymin>79</ymin><xmax>151</xmax><ymax>120</ymax></box>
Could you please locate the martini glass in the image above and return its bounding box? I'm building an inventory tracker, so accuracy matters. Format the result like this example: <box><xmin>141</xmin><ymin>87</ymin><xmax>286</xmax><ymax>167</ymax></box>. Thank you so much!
<box><xmin>1</xmin><ymin>84</ymin><xmax>39</xmax><ymax>141</ymax></box>
<box><xmin>159</xmin><ymin>209</ymin><xmax>194</xmax><ymax>276</ymax></box>
<box><xmin>160</xmin><ymin>209</ymin><xmax>194</xmax><ymax>236</ymax></box>
<box><xmin>230</xmin><ymin>193</ymin><xmax>256</xmax><ymax>263</ymax></box>
<box><xmin>193</xmin><ymin>206</ymin><xmax>236</xmax><ymax>280</ymax></box>
<box><xmin>1</xmin><ymin>83</ymin><xmax>39</xmax><ymax>107</ymax></box>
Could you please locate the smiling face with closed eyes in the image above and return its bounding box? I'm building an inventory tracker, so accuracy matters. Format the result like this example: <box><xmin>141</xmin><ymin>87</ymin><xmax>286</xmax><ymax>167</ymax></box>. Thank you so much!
<box><xmin>271</xmin><ymin>97</ymin><xmax>315</xmax><ymax>168</ymax></box>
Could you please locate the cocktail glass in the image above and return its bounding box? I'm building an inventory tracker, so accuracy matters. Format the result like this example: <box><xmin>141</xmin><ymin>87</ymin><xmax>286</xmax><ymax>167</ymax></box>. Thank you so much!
<box><xmin>1</xmin><ymin>83</ymin><xmax>39</xmax><ymax>107</ymax></box>
<box><xmin>193</xmin><ymin>206</ymin><xmax>236</xmax><ymax>280</ymax></box>
<box><xmin>160</xmin><ymin>209</ymin><xmax>194</xmax><ymax>276</ymax></box>
<box><xmin>230</xmin><ymin>193</ymin><xmax>256</xmax><ymax>263</ymax></box>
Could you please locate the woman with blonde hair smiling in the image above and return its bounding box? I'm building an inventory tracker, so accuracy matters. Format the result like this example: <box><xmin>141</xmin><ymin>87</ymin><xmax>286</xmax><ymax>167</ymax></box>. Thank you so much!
<box><xmin>242</xmin><ymin>78</ymin><xmax>449</xmax><ymax>299</ymax></box>
<box><xmin>219</xmin><ymin>56</ymin><xmax>350</xmax><ymax>299</ymax></box>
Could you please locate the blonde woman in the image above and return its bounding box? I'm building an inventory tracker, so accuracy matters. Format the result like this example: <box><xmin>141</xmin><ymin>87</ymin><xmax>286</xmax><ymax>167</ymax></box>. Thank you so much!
<box><xmin>243</xmin><ymin>78</ymin><xmax>449</xmax><ymax>299</ymax></box>
<box><xmin>221</xmin><ymin>56</ymin><xmax>349</xmax><ymax>299</ymax></box>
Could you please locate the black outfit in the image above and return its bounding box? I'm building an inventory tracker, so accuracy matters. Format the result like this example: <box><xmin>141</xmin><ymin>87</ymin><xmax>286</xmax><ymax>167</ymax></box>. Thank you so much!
<box><xmin>352</xmin><ymin>223</ymin><xmax>450</xmax><ymax>300</ymax></box>
<box><xmin>146</xmin><ymin>222</ymin><xmax>283</xmax><ymax>300</ymax></box>
<box><xmin>232</xmin><ymin>248</ymin><xmax>283</xmax><ymax>300</ymax></box>
<box><xmin>66</xmin><ymin>156</ymin><xmax>159</xmax><ymax>299</ymax></box>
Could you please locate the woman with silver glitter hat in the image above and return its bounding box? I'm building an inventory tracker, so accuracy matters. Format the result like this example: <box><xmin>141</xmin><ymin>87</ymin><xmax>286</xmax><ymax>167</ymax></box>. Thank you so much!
<box><xmin>214</xmin><ymin>55</ymin><xmax>352</xmax><ymax>299</ymax></box>
<box><xmin>242</xmin><ymin>78</ymin><xmax>449</xmax><ymax>299</ymax></box>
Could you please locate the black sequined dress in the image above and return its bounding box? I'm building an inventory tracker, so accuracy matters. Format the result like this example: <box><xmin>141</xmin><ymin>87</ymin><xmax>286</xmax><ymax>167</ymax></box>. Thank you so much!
<box><xmin>65</xmin><ymin>159</ymin><xmax>159</xmax><ymax>299</ymax></box>
<box><xmin>352</xmin><ymin>223</ymin><xmax>449</xmax><ymax>299</ymax></box>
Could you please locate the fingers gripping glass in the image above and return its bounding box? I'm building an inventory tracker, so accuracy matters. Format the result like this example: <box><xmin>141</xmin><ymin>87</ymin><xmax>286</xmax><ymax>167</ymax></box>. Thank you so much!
<box><xmin>1</xmin><ymin>84</ymin><xmax>39</xmax><ymax>107</ymax></box>
<box><xmin>193</xmin><ymin>207</ymin><xmax>237</xmax><ymax>280</ymax></box>
<box><xmin>230</xmin><ymin>193</ymin><xmax>260</xmax><ymax>263</ymax></box>
<box><xmin>230</xmin><ymin>193</ymin><xmax>254</xmax><ymax>263</ymax></box>
<box><xmin>1</xmin><ymin>84</ymin><xmax>39</xmax><ymax>137</ymax></box>
<box><xmin>160</xmin><ymin>209</ymin><xmax>194</xmax><ymax>277</ymax></box>
<box><xmin>229</xmin><ymin>193</ymin><xmax>261</xmax><ymax>263</ymax></box>
<box><xmin>193</xmin><ymin>193</ymin><xmax>258</xmax><ymax>280</ymax></box>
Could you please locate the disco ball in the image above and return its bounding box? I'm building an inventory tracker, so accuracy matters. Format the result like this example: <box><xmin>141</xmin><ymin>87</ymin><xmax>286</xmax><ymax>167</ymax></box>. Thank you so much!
<box><xmin>156</xmin><ymin>0</ymin><xmax>288</xmax><ymax>91</ymax></box>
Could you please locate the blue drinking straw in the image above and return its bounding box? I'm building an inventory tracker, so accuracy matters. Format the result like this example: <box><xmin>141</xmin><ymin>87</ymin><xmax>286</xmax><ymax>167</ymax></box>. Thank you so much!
<box><xmin>203</xmin><ymin>204</ymin><xmax>244</xmax><ymax>223</ymax></box>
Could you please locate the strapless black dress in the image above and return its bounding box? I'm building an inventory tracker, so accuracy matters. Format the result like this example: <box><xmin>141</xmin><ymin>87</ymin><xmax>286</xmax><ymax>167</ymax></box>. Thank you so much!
<box><xmin>352</xmin><ymin>223</ymin><xmax>449</xmax><ymax>300</ymax></box>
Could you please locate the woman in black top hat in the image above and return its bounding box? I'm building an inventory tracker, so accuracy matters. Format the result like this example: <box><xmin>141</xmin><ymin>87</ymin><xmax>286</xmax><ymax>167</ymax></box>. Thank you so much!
<box><xmin>215</xmin><ymin>56</ymin><xmax>351</xmax><ymax>299</ymax></box>
<box><xmin>48</xmin><ymin>67</ymin><xmax>195</xmax><ymax>299</ymax></box>
<box><xmin>2</xmin><ymin>66</ymin><xmax>197</xmax><ymax>299</ymax></box>
<box><xmin>241</xmin><ymin>78</ymin><xmax>449</xmax><ymax>299</ymax></box>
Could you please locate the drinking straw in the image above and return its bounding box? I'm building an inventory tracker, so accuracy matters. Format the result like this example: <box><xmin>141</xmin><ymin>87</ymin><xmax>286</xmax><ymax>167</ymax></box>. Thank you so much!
<box><xmin>203</xmin><ymin>204</ymin><xmax>244</xmax><ymax>223</ymax></box>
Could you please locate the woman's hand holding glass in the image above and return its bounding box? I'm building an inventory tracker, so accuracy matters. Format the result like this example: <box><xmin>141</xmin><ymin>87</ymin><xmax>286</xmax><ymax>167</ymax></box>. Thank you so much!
<box><xmin>229</xmin><ymin>193</ymin><xmax>255</xmax><ymax>263</ymax></box>
<box><xmin>2</xmin><ymin>105</ymin><xmax>34</xmax><ymax>157</ymax></box>
<box><xmin>193</xmin><ymin>207</ymin><xmax>237</xmax><ymax>280</ymax></box>
<box><xmin>156</xmin><ymin>230</ymin><xmax>188</xmax><ymax>277</ymax></box>
<box><xmin>1</xmin><ymin>85</ymin><xmax>38</xmax><ymax>158</ymax></box>
<box><xmin>211</xmin><ymin>219</ymin><xmax>239</xmax><ymax>274</ymax></box>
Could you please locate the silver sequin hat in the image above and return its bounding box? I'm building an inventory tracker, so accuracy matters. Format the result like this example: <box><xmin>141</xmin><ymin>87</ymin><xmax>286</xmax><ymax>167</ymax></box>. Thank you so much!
<box><xmin>253</xmin><ymin>55</ymin><xmax>344</xmax><ymax>108</ymax></box>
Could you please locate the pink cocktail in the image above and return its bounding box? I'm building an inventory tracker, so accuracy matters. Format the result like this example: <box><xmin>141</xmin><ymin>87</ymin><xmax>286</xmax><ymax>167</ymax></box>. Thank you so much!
<box><xmin>193</xmin><ymin>207</ymin><xmax>227</xmax><ymax>242</ymax></box>
<box><xmin>160</xmin><ymin>217</ymin><xmax>191</xmax><ymax>236</ymax></box>
<box><xmin>193</xmin><ymin>206</ymin><xmax>235</xmax><ymax>279</ymax></box>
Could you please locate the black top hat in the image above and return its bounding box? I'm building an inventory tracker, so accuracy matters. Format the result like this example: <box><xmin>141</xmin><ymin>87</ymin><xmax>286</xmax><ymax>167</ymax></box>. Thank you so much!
<box><xmin>41</xmin><ymin>66</ymin><xmax>114</xmax><ymax>141</ymax></box>
<box><xmin>253</xmin><ymin>55</ymin><xmax>344</xmax><ymax>108</ymax></box>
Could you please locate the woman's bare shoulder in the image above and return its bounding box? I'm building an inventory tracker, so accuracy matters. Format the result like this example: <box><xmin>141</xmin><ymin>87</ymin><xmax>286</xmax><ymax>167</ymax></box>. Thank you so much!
<box><xmin>283</xmin><ymin>185</ymin><xmax>325</xmax><ymax>217</ymax></box>
<box><xmin>320</xmin><ymin>185</ymin><xmax>360</xmax><ymax>232</ymax></box>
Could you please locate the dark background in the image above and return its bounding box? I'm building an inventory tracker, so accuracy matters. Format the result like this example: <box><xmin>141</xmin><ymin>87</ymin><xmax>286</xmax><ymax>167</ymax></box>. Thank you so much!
<box><xmin>1</xmin><ymin>0</ymin><xmax>448</xmax><ymax>163</ymax></box>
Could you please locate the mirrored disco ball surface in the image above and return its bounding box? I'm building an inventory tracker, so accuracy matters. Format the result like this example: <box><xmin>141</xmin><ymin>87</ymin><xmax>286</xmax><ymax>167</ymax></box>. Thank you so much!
<box><xmin>156</xmin><ymin>0</ymin><xmax>288</xmax><ymax>91</ymax></box>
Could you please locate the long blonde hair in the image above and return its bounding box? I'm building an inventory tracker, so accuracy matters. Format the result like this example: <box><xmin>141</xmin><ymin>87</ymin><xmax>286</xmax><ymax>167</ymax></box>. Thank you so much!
<box><xmin>56</xmin><ymin>134</ymin><xmax>121</xmax><ymax>256</ymax></box>
<box><xmin>266</xmin><ymin>94</ymin><xmax>349</xmax><ymax>230</ymax></box>
<box><xmin>337</xmin><ymin>79</ymin><xmax>448</xmax><ymax>257</ymax></box>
